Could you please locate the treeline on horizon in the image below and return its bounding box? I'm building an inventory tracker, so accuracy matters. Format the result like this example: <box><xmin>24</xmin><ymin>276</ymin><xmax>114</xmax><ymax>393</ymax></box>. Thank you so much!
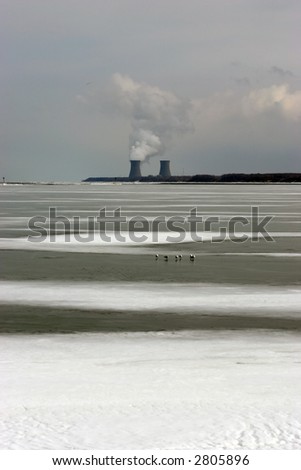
<box><xmin>188</xmin><ymin>173</ymin><xmax>301</xmax><ymax>183</ymax></box>
<box><xmin>84</xmin><ymin>173</ymin><xmax>301</xmax><ymax>183</ymax></box>
<box><xmin>139</xmin><ymin>172</ymin><xmax>301</xmax><ymax>183</ymax></box>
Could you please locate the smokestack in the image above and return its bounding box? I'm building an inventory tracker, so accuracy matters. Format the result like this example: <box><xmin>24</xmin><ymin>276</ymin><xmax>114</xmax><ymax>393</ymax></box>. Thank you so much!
<box><xmin>129</xmin><ymin>160</ymin><xmax>142</xmax><ymax>180</ymax></box>
<box><xmin>159</xmin><ymin>160</ymin><xmax>171</xmax><ymax>179</ymax></box>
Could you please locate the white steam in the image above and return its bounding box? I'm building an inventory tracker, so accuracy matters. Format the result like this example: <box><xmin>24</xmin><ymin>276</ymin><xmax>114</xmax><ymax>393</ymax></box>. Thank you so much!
<box><xmin>112</xmin><ymin>74</ymin><xmax>193</xmax><ymax>161</ymax></box>
<box><xmin>130</xmin><ymin>129</ymin><xmax>163</xmax><ymax>161</ymax></box>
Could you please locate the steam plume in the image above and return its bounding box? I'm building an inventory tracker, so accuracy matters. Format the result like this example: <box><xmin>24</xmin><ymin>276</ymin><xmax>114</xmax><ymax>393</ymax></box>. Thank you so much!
<box><xmin>112</xmin><ymin>74</ymin><xmax>193</xmax><ymax>161</ymax></box>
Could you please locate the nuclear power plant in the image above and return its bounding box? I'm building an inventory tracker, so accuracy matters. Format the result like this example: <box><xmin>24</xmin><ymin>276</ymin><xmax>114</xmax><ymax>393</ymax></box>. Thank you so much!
<box><xmin>84</xmin><ymin>159</ymin><xmax>174</xmax><ymax>182</ymax></box>
<box><xmin>128</xmin><ymin>159</ymin><xmax>171</xmax><ymax>181</ymax></box>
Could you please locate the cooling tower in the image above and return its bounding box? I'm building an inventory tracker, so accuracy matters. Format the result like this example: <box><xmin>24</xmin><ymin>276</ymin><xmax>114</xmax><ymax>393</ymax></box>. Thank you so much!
<box><xmin>159</xmin><ymin>160</ymin><xmax>171</xmax><ymax>178</ymax></box>
<box><xmin>129</xmin><ymin>160</ymin><xmax>142</xmax><ymax>180</ymax></box>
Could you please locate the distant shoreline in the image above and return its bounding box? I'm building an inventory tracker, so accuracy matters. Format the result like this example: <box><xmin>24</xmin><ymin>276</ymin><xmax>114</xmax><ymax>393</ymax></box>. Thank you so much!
<box><xmin>83</xmin><ymin>172</ymin><xmax>301</xmax><ymax>184</ymax></box>
<box><xmin>1</xmin><ymin>181</ymin><xmax>301</xmax><ymax>186</ymax></box>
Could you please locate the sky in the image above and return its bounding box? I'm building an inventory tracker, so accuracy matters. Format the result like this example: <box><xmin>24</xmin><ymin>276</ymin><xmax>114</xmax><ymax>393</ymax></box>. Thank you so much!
<box><xmin>1</xmin><ymin>0</ymin><xmax>301</xmax><ymax>181</ymax></box>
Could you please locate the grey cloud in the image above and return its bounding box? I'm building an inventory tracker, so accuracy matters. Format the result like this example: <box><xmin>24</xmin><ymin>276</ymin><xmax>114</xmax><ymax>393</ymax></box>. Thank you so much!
<box><xmin>270</xmin><ymin>66</ymin><xmax>294</xmax><ymax>78</ymax></box>
<box><xmin>234</xmin><ymin>78</ymin><xmax>251</xmax><ymax>88</ymax></box>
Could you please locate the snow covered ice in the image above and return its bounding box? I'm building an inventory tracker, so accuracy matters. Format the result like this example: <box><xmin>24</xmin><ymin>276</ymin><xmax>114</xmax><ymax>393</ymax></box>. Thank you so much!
<box><xmin>1</xmin><ymin>331</ymin><xmax>301</xmax><ymax>450</ymax></box>
<box><xmin>1</xmin><ymin>281</ymin><xmax>301</xmax><ymax>316</ymax></box>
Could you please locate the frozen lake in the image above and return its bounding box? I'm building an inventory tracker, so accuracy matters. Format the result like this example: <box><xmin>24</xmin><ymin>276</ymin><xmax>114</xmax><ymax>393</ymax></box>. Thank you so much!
<box><xmin>0</xmin><ymin>183</ymin><xmax>301</xmax><ymax>449</ymax></box>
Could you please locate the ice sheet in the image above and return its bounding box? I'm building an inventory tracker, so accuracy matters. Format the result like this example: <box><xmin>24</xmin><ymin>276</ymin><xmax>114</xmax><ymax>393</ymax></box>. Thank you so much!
<box><xmin>1</xmin><ymin>231</ymin><xmax>301</xmax><ymax>254</ymax></box>
<box><xmin>0</xmin><ymin>331</ymin><xmax>300</xmax><ymax>449</ymax></box>
<box><xmin>1</xmin><ymin>280</ymin><xmax>301</xmax><ymax>316</ymax></box>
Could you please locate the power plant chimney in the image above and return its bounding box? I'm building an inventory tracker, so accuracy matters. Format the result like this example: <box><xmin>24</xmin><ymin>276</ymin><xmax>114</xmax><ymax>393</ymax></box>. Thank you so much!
<box><xmin>159</xmin><ymin>160</ymin><xmax>171</xmax><ymax>179</ymax></box>
<box><xmin>129</xmin><ymin>160</ymin><xmax>142</xmax><ymax>180</ymax></box>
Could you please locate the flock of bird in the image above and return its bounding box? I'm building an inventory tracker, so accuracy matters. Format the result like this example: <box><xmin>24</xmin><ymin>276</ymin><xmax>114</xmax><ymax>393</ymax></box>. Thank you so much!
<box><xmin>155</xmin><ymin>254</ymin><xmax>195</xmax><ymax>262</ymax></box>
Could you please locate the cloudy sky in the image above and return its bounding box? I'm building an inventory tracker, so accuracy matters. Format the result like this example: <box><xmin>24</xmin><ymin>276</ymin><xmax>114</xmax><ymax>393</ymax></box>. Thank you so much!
<box><xmin>1</xmin><ymin>0</ymin><xmax>301</xmax><ymax>181</ymax></box>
